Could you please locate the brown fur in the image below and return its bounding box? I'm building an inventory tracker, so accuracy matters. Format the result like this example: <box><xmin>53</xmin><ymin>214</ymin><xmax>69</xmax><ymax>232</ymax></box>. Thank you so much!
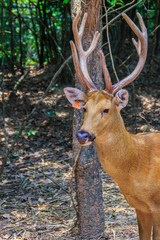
<box><xmin>80</xmin><ymin>91</ymin><xmax>160</xmax><ymax>240</ymax></box>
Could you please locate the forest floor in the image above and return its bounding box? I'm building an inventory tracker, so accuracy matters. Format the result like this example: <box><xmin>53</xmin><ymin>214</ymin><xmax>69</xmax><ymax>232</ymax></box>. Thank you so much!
<box><xmin>0</xmin><ymin>57</ymin><xmax>160</xmax><ymax>240</ymax></box>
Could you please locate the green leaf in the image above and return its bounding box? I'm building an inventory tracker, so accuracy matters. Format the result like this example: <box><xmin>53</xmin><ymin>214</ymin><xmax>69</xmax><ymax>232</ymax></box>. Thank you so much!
<box><xmin>106</xmin><ymin>0</ymin><xmax>124</xmax><ymax>5</ymax></box>
<box><xmin>26</xmin><ymin>130</ymin><xmax>38</xmax><ymax>136</ymax></box>
<box><xmin>15</xmin><ymin>130</ymin><xmax>38</xmax><ymax>136</ymax></box>
<box><xmin>63</xmin><ymin>0</ymin><xmax>70</xmax><ymax>4</ymax></box>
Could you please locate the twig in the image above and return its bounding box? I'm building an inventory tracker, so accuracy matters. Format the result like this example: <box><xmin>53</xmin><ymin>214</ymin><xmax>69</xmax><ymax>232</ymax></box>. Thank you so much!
<box><xmin>12</xmin><ymin>69</ymin><xmax>29</xmax><ymax>94</ymax></box>
<box><xmin>0</xmin><ymin>212</ymin><xmax>39</xmax><ymax>233</ymax></box>
<box><xmin>150</xmin><ymin>25</ymin><xmax>160</xmax><ymax>35</ymax></box>
<box><xmin>103</xmin><ymin>0</ymin><xmax>119</xmax><ymax>82</ymax></box>
<box><xmin>0</xmin><ymin>55</ymin><xmax>72</xmax><ymax>175</ymax></box>
<box><xmin>102</xmin><ymin>0</ymin><xmax>144</xmax><ymax>31</ymax></box>
<box><xmin>114</xmin><ymin>23</ymin><xmax>160</xmax><ymax>72</ymax></box>
<box><xmin>111</xmin><ymin>225</ymin><xmax>116</xmax><ymax>240</ymax></box>
<box><xmin>41</xmin><ymin>170</ymin><xmax>68</xmax><ymax>194</ymax></box>
<box><xmin>116</xmin><ymin>51</ymin><xmax>135</xmax><ymax>70</ymax></box>
<box><xmin>70</xmin><ymin>145</ymin><xmax>82</xmax><ymax>219</ymax></box>
<box><xmin>102</xmin><ymin>0</ymin><xmax>136</xmax><ymax>17</ymax></box>
<box><xmin>102</xmin><ymin>0</ymin><xmax>147</xmax><ymax>83</ymax></box>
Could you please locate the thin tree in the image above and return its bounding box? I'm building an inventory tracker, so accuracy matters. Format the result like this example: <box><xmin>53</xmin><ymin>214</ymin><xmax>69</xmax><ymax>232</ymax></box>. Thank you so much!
<box><xmin>71</xmin><ymin>0</ymin><xmax>105</xmax><ymax>239</ymax></box>
<box><xmin>9</xmin><ymin>0</ymin><xmax>14</xmax><ymax>74</ymax></box>
<box><xmin>15</xmin><ymin>0</ymin><xmax>23</xmax><ymax>73</ymax></box>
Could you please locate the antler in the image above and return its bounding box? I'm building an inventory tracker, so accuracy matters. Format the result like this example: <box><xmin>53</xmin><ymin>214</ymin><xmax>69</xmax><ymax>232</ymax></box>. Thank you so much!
<box><xmin>71</xmin><ymin>12</ymin><xmax>147</xmax><ymax>95</ymax></box>
<box><xmin>100</xmin><ymin>12</ymin><xmax>148</xmax><ymax>95</ymax></box>
<box><xmin>70</xmin><ymin>11</ymin><xmax>100</xmax><ymax>92</ymax></box>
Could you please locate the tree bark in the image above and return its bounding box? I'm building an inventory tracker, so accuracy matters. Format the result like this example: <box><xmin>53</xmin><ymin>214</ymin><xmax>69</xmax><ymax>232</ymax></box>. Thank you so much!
<box><xmin>15</xmin><ymin>0</ymin><xmax>23</xmax><ymax>73</ymax></box>
<box><xmin>9</xmin><ymin>0</ymin><xmax>15</xmax><ymax>74</ymax></box>
<box><xmin>37</xmin><ymin>1</ymin><xmax>45</xmax><ymax>68</ymax></box>
<box><xmin>71</xmin><ymin>1</ymin><xmax>105</xmax><ymax>239</ymax></box>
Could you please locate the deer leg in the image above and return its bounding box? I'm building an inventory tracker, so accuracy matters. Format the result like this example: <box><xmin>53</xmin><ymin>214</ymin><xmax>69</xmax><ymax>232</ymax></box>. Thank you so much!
<box><xmin>153</xmin><ymin>212</ymin><xmax>160</xmax><ymax>240</ymax></box>
<box><xmin>136</xmin><ymin>209</ymin><xmax>153</xmax><ymax>240</ymax></box>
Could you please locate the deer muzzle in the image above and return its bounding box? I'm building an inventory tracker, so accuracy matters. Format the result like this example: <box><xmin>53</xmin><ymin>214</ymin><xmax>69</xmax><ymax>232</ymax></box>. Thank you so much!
<box><xmin>76</xmin><ymin>130</ymin><xmax>96</xmax><ymax>145</ymax></box>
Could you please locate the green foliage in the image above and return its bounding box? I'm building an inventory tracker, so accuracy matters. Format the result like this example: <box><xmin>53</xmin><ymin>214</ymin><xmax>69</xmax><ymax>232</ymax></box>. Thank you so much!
<box><xmin>16</xmin><ymin>130</ymin><xmax>38</xmax><ymax>136</ymax></box>
<box><xmin>63</xmin><ymin>0</ymin><xmax>70</xmax><ymax>4</ymax></box>
<box><xmin>25</xmin><ymin>59</ymin><xmax>38</xmax><ymax>66</ymax></box>
<box><xmin>0</xmin><ymin>0</ymin><xmax>159</xmax><ymax>69</ymax></box>
<box><xmin>106</xmin><ymin>0</ymin><xmax>124</xmax><ymax>6</ymax></box>
<box><xmin>1</xmin><ymin>0</ymin><xmax>71</xmax><ymax>68</ymax></box>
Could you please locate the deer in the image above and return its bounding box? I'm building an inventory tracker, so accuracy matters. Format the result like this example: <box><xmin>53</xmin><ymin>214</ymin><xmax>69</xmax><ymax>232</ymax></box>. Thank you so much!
<box><xmin>64</xmin><ymin>11</ymin><xmax>160</xmax><ymax>240</ymax></box>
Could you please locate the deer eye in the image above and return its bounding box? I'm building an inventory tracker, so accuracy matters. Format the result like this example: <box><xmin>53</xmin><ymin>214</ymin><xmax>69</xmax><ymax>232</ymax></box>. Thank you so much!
<box><xmin>101</xmin><ymin>109</ymin><xmax>109</xmax><ymax>117</ymax></box>
<box><xmin>103</xmin><ymin>109</ymin><xmax>109</xmax><ymax>114</ymax></box>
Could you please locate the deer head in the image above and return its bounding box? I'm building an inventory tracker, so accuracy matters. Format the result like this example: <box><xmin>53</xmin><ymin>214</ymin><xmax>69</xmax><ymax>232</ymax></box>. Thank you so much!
<box><xmin>64</xmin><ymin>11</ymin><xmax>147</xmax><ymax>146</ymax></box>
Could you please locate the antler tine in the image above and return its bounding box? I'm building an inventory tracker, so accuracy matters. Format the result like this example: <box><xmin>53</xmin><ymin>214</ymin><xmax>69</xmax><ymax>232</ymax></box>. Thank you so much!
<box><xmin>73</xmin><ymin>11</ymin><xmax>86</xmax><ymax>51</ymax></box>
<box><xmin>71</xmin><ymin>11</ymin><xmax>100</xmax><ymax>92</ymax></box>
<box><xmin>112</xmin><ymin>12</ymin><xmax>148</xmax><ymax>95</ymax></box>
<box><xmin>70</xmin><ymin>41</ymin><xmax>90</xmax><ymax>91</ymax></box>
<box><xmin>85</xmin><ymin>31</ymin><xmax>100</xmax><ymax>58</ymax></box>
<box><xmin>99</xmin><ymin>50</ymin><xmax>112</xmax><ymax>94</ymax></box>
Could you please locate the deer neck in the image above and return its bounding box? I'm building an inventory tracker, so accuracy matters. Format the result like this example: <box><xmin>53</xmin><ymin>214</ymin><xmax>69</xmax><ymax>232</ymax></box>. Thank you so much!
<box><xmin>95</xmin><ymin>114</ymin><xmax>137</xmax><ymax>180</ymax></box>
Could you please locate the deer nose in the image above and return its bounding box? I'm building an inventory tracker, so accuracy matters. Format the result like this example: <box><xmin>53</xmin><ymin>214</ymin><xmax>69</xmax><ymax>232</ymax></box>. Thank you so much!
<box><xmin>76</xmin><ymin>130</ymin><xmax>95</xmax><ymax>145</ymax></box>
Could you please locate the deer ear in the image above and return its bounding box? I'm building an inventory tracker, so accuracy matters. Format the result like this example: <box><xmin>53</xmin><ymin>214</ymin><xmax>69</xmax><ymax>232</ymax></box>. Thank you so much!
<box><xmin>64</xmin><ymin>87</ymin><xmax>88</xmax><ymax>109</ymax></box>
<box><xmin>114</xmin><ymin>89</ymin><xmax>129</xmax><ymax>110</ymax></box>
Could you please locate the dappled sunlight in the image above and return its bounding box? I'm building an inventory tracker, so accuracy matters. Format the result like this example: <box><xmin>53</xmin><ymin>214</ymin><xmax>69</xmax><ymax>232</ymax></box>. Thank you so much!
<box><xmin>135</xmin><ymin>92</ymin><xmax>160</xmax><ymax>132</ymax></box>
<box><xmin>101</xmin><ymin>171</ymin><xmax>138</xmax><ymax>239</ymax></box>
<box><xmin>56</xmin><ymin>111</ymin><xmax>69</xmax><ymax>118</ymax></box>
<box><xmin>139</xmin><ymin>94</ymin><xmax>160</xmax><ymax>111</ymax></box>
<box><xmin>0</xmin><ymin>82</ymin><xmax>159</xmax><ymax>239</ymax></box>
<box><xmin>0</xmin><ymin>80</ymin><xmax>159</xmax><ymax>239</ymax></box>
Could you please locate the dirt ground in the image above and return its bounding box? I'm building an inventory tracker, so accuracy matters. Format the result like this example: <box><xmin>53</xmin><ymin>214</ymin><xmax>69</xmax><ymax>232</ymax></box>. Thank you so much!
<box><xmin>0</xmin><ymin>59</ymin><xmax>160</xmax><ymax>240</ymax></box>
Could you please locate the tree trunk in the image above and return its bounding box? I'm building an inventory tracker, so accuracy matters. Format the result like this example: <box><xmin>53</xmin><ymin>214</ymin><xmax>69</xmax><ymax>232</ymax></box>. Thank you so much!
<box><xmin>9</xmin><ymin>0</ymin><xmax>15</xmax><ymax>74</ymax></box>
<box><xmin>29</xmin><ymin>0</ymin><xmax>41</xmax><ymax>66</ymax></box>
<box><xmin>71</xmin><ymin>1</ymin><xmax>105</xmax><ymax>239</ymax></box>
<box><xmin>37</xmin><ymin>1</ymin><xmax>45</xmax><ymax>68</ymax></box>
<box><xmin>16</xmin><ymin>0</ymin><xmax>23</xmax><ymax>73</ymax></box>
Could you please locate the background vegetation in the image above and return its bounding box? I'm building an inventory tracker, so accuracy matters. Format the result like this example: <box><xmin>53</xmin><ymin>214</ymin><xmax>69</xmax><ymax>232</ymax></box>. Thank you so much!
<box><xmin>0</xmin><ymin>0</ymin><xmax>159</xmax><ymax>74</ymax></box>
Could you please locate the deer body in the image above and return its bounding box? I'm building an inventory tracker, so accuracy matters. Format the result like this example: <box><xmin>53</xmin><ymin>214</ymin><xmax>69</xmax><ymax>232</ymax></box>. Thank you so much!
<box><xmin>81</xmin><ymin>91</ymin><xmax>160</xmax><ymax>215</ymax></box>
<box><xmin>96</xmin><ymin>116</ymin><xmax>160</xmax><ymax>214</ymax></box>
<box><xmin>64</xmin><ymin>11</ymin><xmax>160</xmax><ymax>239</ymax></box>
<box><xmin>98</xmin><ymin>132</ymin><xmax>160</xmax><ymax>213</ymax></box>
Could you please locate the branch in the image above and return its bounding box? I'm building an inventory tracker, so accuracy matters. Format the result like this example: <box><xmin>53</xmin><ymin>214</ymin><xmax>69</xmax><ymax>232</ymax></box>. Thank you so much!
<box><xmin>103</xmin><ymin>0</ymin><xmax>119</xmax><ymax>82</ymax></box>
<box><xmin>1</xmin><ymin>59</ymin><xmax>8</xmax><ymax>163</ymax></box>
<box><xmin>102</xmin><ymin>0</ymin><xmax>145</xmax><ymax>32</ymax></box>
<box><xmin>12</xmin><ymin>69</ymin><xmax>29</xmax><ymax>94</ymax></box>
<box><xmin>102</xmin><ymin>0</ymin><xmax>136</xmax><ymax>18</ymax></box>
<box><xmin>70</xmin><ymin>145</ymin><xmax>82</xmax><ymax>219</ymax></box>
